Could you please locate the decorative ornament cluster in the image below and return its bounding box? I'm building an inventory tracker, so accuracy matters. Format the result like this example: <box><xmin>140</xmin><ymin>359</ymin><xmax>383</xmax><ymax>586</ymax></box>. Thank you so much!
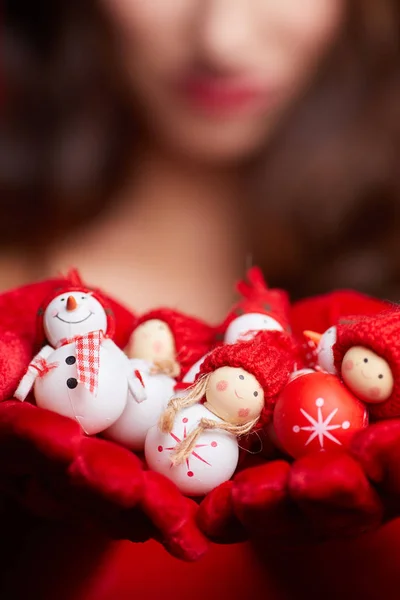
<box><xmin>12</xmin><ymin>268</ymin><xmax>400</xmax><ymax>497</ymax></box>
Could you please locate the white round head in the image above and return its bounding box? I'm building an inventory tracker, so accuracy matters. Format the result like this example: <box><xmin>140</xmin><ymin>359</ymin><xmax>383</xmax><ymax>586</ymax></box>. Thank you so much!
<box><xmin>341</xmin><ymin>346</ymin><xmax>394</xmax><ymax>404</ymax></box>
<box><xmin>205</xmin><ymin>366</ymin><xmax>264</xmax><ymax>425</ymax></box>
<box><xmin>43</xmin><ymin>292</ymin><xmax>108</xmax><ymax>346</ymax></box>
<box><xmin>317</xmin><ymin>326</ymin><xmax>337</xmax><ymax>374</ymax></box>
<box><xmin>128</xmin><ymin>319</ymin><xmax>176</xmax><ymax>363</ymax></box>
<box><xmin>224</xmin><ymin>313</ymin><xmax>283</xmax><ymax>344</ymax></box>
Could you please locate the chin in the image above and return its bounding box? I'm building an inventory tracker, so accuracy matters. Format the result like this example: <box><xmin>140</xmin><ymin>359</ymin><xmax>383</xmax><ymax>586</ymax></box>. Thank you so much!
<box><xmin>154</xmin><ymin>113</ymin><xmax>271</xmax><ymax>165</ymax></box>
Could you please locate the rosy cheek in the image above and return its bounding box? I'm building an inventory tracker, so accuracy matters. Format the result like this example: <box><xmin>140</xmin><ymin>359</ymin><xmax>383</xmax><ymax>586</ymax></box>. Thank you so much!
<box><xmin>369</xmin><ymin>387</ymin><xmax>382</xmax><ymax>399</ymax></box>
<box><xmin>344</xmin><ymin>360</ymin><xmax>354</xmax><ymax>371</ymax></box>
<box><xmin>238</xmin><ymin>408</ymin><xmax>250</xmax><ymax>418</ymax></box>
<box><xmin>153</xmin><ymin>341</ymin><xmax>164</xmax><ymax>354</ymax></box>
<box><xmin>216</xmin><ymin>380</ymin><xmax>228</xmax><ymax>392</ymax></box>
<box><xmin>51</xmin><ymin>310</ymin><xmax>58</xmax><ymax>317</ymax></box>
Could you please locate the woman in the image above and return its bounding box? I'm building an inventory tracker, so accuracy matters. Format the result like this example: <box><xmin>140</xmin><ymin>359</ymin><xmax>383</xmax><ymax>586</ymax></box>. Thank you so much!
<box><xmin>3</xmin><ymin>1</ymin><xmax>400</xmax><ymax>313</ymax></box>
<box><xmin>1</xmin><ymin>1</ymin><xmax>400</xmax><ymax>599</ymax></box>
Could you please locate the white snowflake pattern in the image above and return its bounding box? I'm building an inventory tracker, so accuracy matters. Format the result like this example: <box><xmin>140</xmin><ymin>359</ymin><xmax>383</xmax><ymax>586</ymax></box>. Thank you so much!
<box><xmin>293</xmin><ymin>397</ymin><xmax>350</xmax><ymax>449</ymax></box>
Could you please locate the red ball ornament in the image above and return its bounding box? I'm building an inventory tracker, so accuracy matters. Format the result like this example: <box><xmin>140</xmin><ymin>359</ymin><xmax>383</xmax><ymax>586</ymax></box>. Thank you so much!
<box><xmin>273</xmin><ymin>372</ymin><xmax>368</xmax><ymax>459</ymax></box>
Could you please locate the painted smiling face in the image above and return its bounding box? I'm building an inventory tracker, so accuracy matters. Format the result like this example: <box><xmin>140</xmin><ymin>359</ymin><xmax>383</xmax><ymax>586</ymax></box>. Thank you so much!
<box><xmin>205</xmin><ymin>366</ymin><xmax>264</xmax><ymax>425</ymax></box>
<box><xmin>341</xmin><ymin>346</ymin><xmax>394</xmax><ymax>404</ymax></box>
<box><xmin>129</xmin><ymin>319</ymin><xmax>176</xmax><ymax>363</ymax></box>
<box><xmin>43</xmin><ymin>292</ymin><xmax>108</xmax><ymax>346</ymax></box>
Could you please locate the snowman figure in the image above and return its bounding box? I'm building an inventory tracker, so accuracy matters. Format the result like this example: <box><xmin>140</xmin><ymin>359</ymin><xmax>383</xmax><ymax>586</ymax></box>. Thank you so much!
<box><xmin>14</xmin><ymin>286</ymin><xmax>131</xmax><ymax>435</ymax></box>
<box><xmin>304</xmin><ymin>327</ymin><xmax>337</xmax><ymax>374</ymax></box>
<box><xmin>104</xmin><ymin>309</ymin><xmax>215</xmax><ymax>450</ymax></box>
<box><xmin>220</xmin><ymin>267</ymin><xmax>291</xmax><ymax>345</ymax></box>
<box><xmin>145</xmin><ymin>330</ymin><xmax>296</xmax><ymax>496</ymax></box>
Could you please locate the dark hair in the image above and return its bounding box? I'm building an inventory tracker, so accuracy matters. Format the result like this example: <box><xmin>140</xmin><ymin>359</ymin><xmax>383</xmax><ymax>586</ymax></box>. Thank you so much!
<box><xmin>2</xmin><ymin>1</ymin><xmax>400</xmax><ymax>299</ymax></box>
<box><xmin>2</xmin><ymin>0</ymin><xmax>135</xmax><ymax>246</ymax></box>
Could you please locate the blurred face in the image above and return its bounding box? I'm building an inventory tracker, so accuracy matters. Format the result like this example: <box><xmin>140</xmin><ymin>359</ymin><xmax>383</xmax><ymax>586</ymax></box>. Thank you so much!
<box><xmin>129</xmin><ymin>319</ymin><xmax>176</xmax><ymax>362</ymax></box>
<box><xmin>101</xmin><ymin>0</ymin><xmax>345</xmax><ymax>163</ymax></box>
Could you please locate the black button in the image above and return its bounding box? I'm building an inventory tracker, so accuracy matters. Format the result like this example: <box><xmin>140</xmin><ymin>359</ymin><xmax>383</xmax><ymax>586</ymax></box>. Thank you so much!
<box><xmin>65</xmin><ymin>356</ymin><xmax>76</xmax><ymax>365</ymax></box>
<box><xmin>67</xmin><ymin>378</ymin><xmax>78</xmax><ymax>389</ymax></box>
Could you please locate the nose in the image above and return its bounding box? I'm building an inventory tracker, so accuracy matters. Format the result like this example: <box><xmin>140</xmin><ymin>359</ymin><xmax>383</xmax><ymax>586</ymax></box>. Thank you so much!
<box><xmin>196</xmin><ymin>0</ymin><xmax>254</xmax><ymax>70</ymax></box>
<box><xmin>66</xmin><ymin>296</ymin><xmax>78</xmax><ymax>311</ymax></box>
<box><xmin>303</xmin><ymin>331</ymin><xmax>322</xmax><ymax>346</ymax></box>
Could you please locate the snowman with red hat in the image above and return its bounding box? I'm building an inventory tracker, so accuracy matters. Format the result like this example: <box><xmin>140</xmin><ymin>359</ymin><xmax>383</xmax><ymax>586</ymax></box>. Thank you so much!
<box><xmin>220</xmin><ymin>266</ymin><xmax>292</xmax><ymax>344</ymax></box>
<box><xmin>145</xmin><ymin>330</ymin><xmax>297</xmax><ymax>496</ymax></box>
<box><xmin>104</xmin><ymin>308</ymin><xmax>216</xmax><ymax>451</ymax></box>
<box><xmin>175</xmin><ymin>267</ymin><xmax>293</xmax><ymax>387</ymax></box>
<box><xmin>14</xmin><ymin>273</ymin><xmax>136</xmax><ymax>435</ymax></box>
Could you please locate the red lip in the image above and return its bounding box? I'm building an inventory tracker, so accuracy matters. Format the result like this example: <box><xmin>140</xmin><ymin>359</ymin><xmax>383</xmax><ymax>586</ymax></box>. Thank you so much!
<box><xmin>177</xmin><ymin>75</ymin><xmax>271</xmax><ymax>115</ymax></box>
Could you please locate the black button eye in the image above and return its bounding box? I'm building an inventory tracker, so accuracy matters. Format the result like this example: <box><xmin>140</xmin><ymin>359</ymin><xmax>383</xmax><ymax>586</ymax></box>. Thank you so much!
<box><xmin>364</xmin><ymin>358</ymin><xmax>368</xmax><ymax>363</ymax></box>
<box><xmin>67</xmin><ymin>377</ymin><xmax>78</xmax><ymax>389</ymax></box>
<box><xmin>65</xmin><ymin>356</ymin><xmax>76</xmax><ymax>365</ymax></box>
<box><xmin>378</xmin><ymin>374</ymin><xmax>384</xmax><ymax>379</ymax></box>
<box><xmin>253</xmin><ymin>391</ymin><xmax>258</xmax><ymax>397</ymax></box>
<box><xmin>81</xmin><ymin>296</ymin><xmax>86</xmax><ymax>300</ymax></box>
<box><xmin>239</xmin><ymin>375</ymin><xmax>244</xmax><ymax>380</ymax></box>
<box><xmin>60</xmin><ymin>298</ymin><xmax>65</xmax><ymax>302</ymax></box>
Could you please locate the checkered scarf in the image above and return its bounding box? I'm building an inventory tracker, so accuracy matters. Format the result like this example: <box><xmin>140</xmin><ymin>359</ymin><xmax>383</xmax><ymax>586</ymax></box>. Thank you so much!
<box><xmin>58</xmin><ymin>330</ymin><xmax>104</xmax><ymax>396</ymax></box>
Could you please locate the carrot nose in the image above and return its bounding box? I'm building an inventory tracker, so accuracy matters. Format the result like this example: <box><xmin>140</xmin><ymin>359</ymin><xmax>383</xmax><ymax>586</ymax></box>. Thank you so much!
<box><xmin>303</xmin><ymin>330</ymin><xmax>322</xmax><ymax>345</ymax></box>
<box><xmin>66</xmin><ymin>295</ymin><xmax>78</xmax><ymax>311</ymax></box>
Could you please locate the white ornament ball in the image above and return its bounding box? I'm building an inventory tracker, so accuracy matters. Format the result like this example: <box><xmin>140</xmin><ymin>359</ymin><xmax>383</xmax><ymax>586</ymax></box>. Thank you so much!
<box><xmin>145</xmin><ymin>403</ymin><xmax>239</xmax><ymax>496</ymax></box>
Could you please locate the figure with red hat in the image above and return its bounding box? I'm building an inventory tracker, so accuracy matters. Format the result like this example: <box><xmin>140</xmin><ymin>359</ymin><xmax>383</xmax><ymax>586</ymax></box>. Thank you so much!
<box><xmin>104</xmin><ymin>308</ymin><xmax>217</xmax><ymax>450</ymax></box>
<box><xmin>334</xmin><ymin>308</ymin><xmax>400</xmax><ymax>419</ymax></box>
<box><xmin>14</xmin><ymin>272</ymin><xmax>135</xmax><ymax>435</ymax></box>
<box><xmin>220</xmin><ymin>266</ymin><xmax>292</xmax><ymax>345</ymax></box>
<box><xmin>127</xmin><ymin>308</ymin><xmax>216</xmax><ymax>379</ymax></box>
<box><xmin>145</xmin><ymin>330</ymin><xmax>297</xmax><ymax>496</ymax></box>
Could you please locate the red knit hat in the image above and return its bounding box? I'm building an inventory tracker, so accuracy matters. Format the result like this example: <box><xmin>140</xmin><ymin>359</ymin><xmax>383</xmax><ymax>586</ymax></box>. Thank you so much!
<box><xmin>133</xmin><ymin>308</ymin><xmax>216</xmax><ymax>380</ymax></box>
<box><xmin>218</xmin><ymin>267</ymin><xmax>292</xmax><ymax>338</ymax></box>
<box><xmin>333</xmin><ymin>308</ymin><xmax>400</xmax><ymax>419</ymax></box>
<box><xmin>197</xmin><ymin>330</ymin><xmax>298</xmax><ymax>426</ymax></box>
<box><xmin>35</xmin><ymin>269</ymin><xmax>116</xmax><ymax>350</ymax></box>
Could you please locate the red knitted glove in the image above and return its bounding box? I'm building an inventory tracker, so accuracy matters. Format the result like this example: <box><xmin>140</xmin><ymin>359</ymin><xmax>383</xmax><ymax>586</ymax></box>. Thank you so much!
<box><xmin>350</xmin><ymin>419</ymin><xmax>400</xmax><ymax>517</ymax></box>
<box><xmin>198</xmin><ymin>461</ymin><xmax>300</xmax><ymax>543</ymax></box>
<box><xmin>198</xmin><ymin>450</ymin><xmax>384</xmax><ymax>544</ymax></box>
<box><xmin>288</xmin><ymin>450</ymin><xmax>384</xmax><ymax>538</ymax></box>
<box><xmin>0</xmin><ymin>400</ymin><xmax>208</xmax><ymax>561</ymax></box>
<box><xmin>0</xmin><ymin>275</ymin><xmax>207</xmax><ymax>561</ymax></box>
<box><xmin>0</xmin><ymin>276</ymin><xmax>395</xmax><ymax>562</ymax></box>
